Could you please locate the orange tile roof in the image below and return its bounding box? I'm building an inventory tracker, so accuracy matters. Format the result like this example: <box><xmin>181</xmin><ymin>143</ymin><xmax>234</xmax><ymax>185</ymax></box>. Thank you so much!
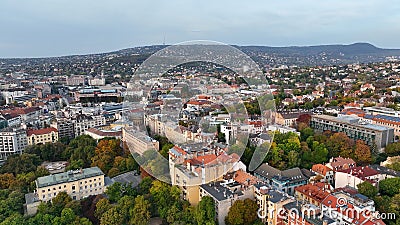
<box><xmin>233</xmin><ymin>169</ymin><xmax>258</xmax><ymax>185</ymax></box>
<box><xmin>295</xmin><ymin>182</ymin><xmax>331</xmax><ymax>203</ymax></box>
<box><xmin>311</xmin><ymin>164</ymin><xmax>332</xmax><ymax>176</ymax></box>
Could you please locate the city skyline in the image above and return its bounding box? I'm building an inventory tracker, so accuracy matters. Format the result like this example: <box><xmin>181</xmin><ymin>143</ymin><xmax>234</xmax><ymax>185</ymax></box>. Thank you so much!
<box><xmin>1</xmin><ymin>0</ymin><xmax>400</xmax><ymax>58</ymax></box>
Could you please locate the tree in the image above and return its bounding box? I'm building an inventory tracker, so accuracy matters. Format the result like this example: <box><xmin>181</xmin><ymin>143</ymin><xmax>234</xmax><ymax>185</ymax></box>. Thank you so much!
<box><xmin>225</xmin><ymin>199</ymin><xmax>258</xmax><ymax>225</ymax></box>
<box><xmin>385</xmin><ymin>142</ymin><xmax>400</xmax><ymax>156</ymax></box>
<box><xmin>130</xmin><ymin>195</ymin><xmax>151</xmax><ymax>225</ymax></box>
<box><xmin>196</xmin><ymin>196</ymin><xmax>216</xmax><ymax>225</ymax></box>
<box><xmin>91</xmin><ymin>139</ymin><xmax>123</xmax><ymax>174</ymax></box>
<box><xmin>0</xmin><ymin>213</ymin><xmax>25</xmax><ymax>225</ymax></box>
<box><xmin>100</xmin><ymin>207</ymin><xmax>123</xmax><ymax>225</ymax></box>
<box><xmin>150</xmin><ymin>180</ymin><xmax>181</xmax><ymax>219</ymax></box>
<box><xmin>300</xmin><ymin>127</ymin><xmax>314</xmax><ymax>141</ymax></box>
<box><xmin>357</xmin><ymin>181</ymin><xmax>378</xmax><ymax>198</ymax></box>
<box><xmin>95</xmin><ymin>198</ymin><xmax>112</xmax><ymax>220</ymax></box>
<box><xmin>0</xmin><ymin>174</ymin><xmax>16</xmax><ymax>189</ymax></box>
<box><xmin>0</xmin><ymin>154</ymin><xmax>41</xmax><ymax>175</ymax></box>
<box><xmin>297</xmin><ymin>114</ymin><xmax>311</xmax><ymax>125</ymax></box>
<box><xmin>51</xmin><ymin>192</ymin><xmax>73</xmax><ymax>216</ymax></box>
<box><xmin>117</xmin><ymin>196</ymin><xmax>135</xmax><ymax>224</ymax></box>
<box><xmin>309</xmin><ymin>141</ymin><xmax>328</xmax><ymax>164</ymax></box>
<box><xmin>105</xmin><ymin>182</ymin><xmax>124</xmax><ymax>203</ymax></box>
<box><xmin>325</xmin><ymin>132</ymin><xmax>353</xmax><ymax>158</ymax></box>
<box><xmin>138</xmin><ymin>177</ymin><xmax>153</xmax><ymax>195</ymax></box>
<box><xmin>387</xmin><ymin>161</ymin><xmax>400</xmax><ymax>171</ymax></box>
<box><xmin>379</xmin><ymin>178</ymin><xmax>400</xmax><ymax>197</ymax></box>
<box><xmin>107</xmin><ymin>168</ymin><xmax>120</xmax><ymax>177</ymax></box>
<box><xmin>287</xmin><ymin>150</ymin><xmax>300</xmax><ymax>168</ymax></box>
<box><xmin>53</xmin><ymin>208</ymin><xmax>76</xmax><ymax>225</ymax></box>
<box><xmin>354</xmin><ymin>140</ymin><xmax>372</xmax><ymax>165</ymax></box>
<box><xmin>160</xmin><ymin>143</ymin><xmax>174</xmax><ymax>159</ymax></box>
<box><xmin>62</xmin><ymin>135</ymin><xmax>97</xmax><ymax>168</ymax></box>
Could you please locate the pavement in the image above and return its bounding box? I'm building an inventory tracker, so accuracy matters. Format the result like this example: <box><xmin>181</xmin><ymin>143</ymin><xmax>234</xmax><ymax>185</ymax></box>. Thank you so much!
<box><xmin>112</xmin><ymin>171</ymin><xmax>142</xmax><ymax>187</ymax></box>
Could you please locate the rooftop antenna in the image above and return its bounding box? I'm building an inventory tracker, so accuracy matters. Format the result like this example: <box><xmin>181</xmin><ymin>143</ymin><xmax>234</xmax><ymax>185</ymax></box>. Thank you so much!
<box><xmin>163</xmin><ymin>35</ymin><xmax>166</xmax><ymax>46</ymax></box>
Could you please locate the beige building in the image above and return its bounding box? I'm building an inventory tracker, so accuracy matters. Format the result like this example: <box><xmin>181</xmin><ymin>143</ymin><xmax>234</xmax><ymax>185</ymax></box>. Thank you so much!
<box><xmin>27</xmin><ymin>127</ymin><xmax>58</xmax><ymax>145</ymax></box>
<box><xmin>169</xmin><ymin>143</ymin><xmax>245</xmax><ymax>205</ymax></box>
<box><xmin>122</xmin><ymin>128</ymin><xmax>159</xmax><ymax>155</ymax></box>
<box><xmin>275</xmin><ymin>112</ymin><xmax>305</xmax><ymax>127</ymax></box>
<box><xmin>145</xmin><ymin>114</ymin><xmax>187</xmax><ymax>144</ymax></box>
<box><xmin>254</xmin><ymin>184</ymin><xmax>294</xmax><ymax>225</ymax></box>
<box><xmin>35</xmin><ymin>167</ymin><xmax>105</xmax><ymax>202</ymax></box>
<box><xmin>84</xmin><ymin>127</ymin><xmax>122</xmax><ymax>140</ymax></box>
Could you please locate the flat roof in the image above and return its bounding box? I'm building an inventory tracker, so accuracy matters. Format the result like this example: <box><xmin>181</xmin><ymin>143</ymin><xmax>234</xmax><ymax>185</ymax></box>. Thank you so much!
<box><xmin>36</xmin><ymin>167</ymin><xmax>104</xmax><ymax>188</ymax></box>
<box><xmin>312</xmin><ymin>115</ymin><xmax>392</xmax><ymax>132</ymax></box>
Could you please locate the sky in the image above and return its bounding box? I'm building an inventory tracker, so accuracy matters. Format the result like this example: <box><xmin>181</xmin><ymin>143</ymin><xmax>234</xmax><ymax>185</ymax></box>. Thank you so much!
<box><xmin>1</xmin><ymin>0</ymin><xmax>400</xmax><ymax>58</ymax></box>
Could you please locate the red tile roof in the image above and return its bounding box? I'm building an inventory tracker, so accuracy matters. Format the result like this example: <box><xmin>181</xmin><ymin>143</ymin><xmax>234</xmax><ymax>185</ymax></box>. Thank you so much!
<box><xmin>328</xmin><ymin>157</ymin><xmax>356</xmax><ymax>171</ymax></box>
<box><xmin>0</xmin><ymin>107</ymin><xmax>41</xmax><ymax>118</ymax></box>
<box><xmin>338</xmin><ymin>166</ymin><xmax>379</xmax><ymax>180</ymax></box>
<box><xmin>27</xmin><ymin>127</ymin><xmax>57</xmax><ymax>136</ymax></box>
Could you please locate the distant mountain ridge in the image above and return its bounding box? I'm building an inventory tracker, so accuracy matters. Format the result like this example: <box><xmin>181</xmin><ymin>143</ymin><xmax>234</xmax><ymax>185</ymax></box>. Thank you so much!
<box><xmin>2</xmin><ymin>43</ymin><xmax>400</xmax><ymax>67</ymax></box>
<box><xmin>238</xmin><ymin>42</ymin><xmax>397</xmax><ymax>55</ymax></box>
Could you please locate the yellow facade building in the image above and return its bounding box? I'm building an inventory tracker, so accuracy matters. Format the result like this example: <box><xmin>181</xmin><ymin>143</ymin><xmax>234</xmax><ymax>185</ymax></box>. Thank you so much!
<box><xmin>27</xmin><ymin>127</ymin><xmax>58</xmax><ymax>145</ymax></box>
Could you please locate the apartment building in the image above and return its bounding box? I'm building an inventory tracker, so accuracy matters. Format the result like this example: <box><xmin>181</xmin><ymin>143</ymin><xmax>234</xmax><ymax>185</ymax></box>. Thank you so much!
<box><xmin>363</xmin><ymin>106</ymin><xmax>400</xmax><ymax>117</ymax></box>
<box><xmin>35</xmin><ymin>167</ymin><xmax>105</xmax><ymax>202</ymax></box>
<box><xmin>198</xmin><ymin>169</ymin><xmax>258</xmax><ymax>225</ymax></box>
<box><xmin>88</xmin><ymin>76</ymin><xmax>106</xmax><ymax>86</ymax></box>
<box><xmin>200</xmin><ymin>181</ymin><xmax>254</xmax><ymax>225</ymax></box>
<box><xmin>275</xmin><ymin>112</ymin><xmax>307</xmax><ymax>127</ymax></box>
<box><xmin>311</xmin><ymin>115</ymin><xmax>394</xmax><ymax>151</ymax></box>
<box><xmin>122</xmin><ymin>128</ymin><xmax>159</xmax><ymax>155</ymax></box>
<box><xmin>27</xmin><ymin>127</ymin><xmax>58</xmax><ymax>145</ymax></box>
<box><xmin>51</xmin><ymin>118</ymin><xmax>75</xmax><ymax>140</ymax></box>
<box><xmin>335</xmin><ymin>166</ymin><xmax>380</xmax><ymax>189</ymax></box>
<box><xmin>341</xmin><ymin>107</ymin><xmax>400</xmax><ymax>137</ymax></box>
<box><xmin>254</xmin><ymin>163</ymin><xmax>310</xmax><ymax>195</ymax></box>
<box><xmin>294</xmin><ymin>182</ymin><xmax>331</xmax><ymax>207</ymax></box>
<box><xmin>169</xmin><ymin>143</ymin><xmax>244</xmax><ymax>205</ymax></box>
<box><xmin>0</xmin><ymin>128</ymin><xmax>28</xmax><ymax>163</ymax></box>
<box><xmin>311</xmin><ymin>164</ymin><xmax>334</xmax><ymax>185</ymax></box>
<box><xmin>66</xmin><ymin>75</ymin><xmax>85</xmax><ymax>86</ymax></box>
<box><xmin>74</xmin><ymin>114</ymin><xmax>106</xmax><ymax>136</ymax></box>
<box><xmin>254</xmin><ymin>184</ymin><xmax>294</xmax><ymax>225</ymax></box>
<box><xmin>326</xmin><ymin>156</ymin><xmax>356</xmax><ymax>171</ymax></box>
